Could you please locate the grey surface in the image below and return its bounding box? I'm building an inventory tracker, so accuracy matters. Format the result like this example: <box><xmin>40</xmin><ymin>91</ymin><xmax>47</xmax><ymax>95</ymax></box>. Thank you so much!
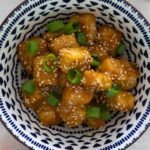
<box><xmin>0</xmin><ymin>0</ymin><xmax>149</xmax><ymax>149</ymax></box>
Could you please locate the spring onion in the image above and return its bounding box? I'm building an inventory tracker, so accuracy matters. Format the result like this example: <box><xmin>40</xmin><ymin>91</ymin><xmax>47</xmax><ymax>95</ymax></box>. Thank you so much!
<box><xmin>22</xmin><ymin>80</ymin><xmax>36</xmax><ymax>95</ymax></box>
<box><xmin>106</xmin><ymin>85</ymin><xmax>121</xmax><ymax>97</ymax></box>
<box><xmin>67</xmin><ymin>69</ymin><xmax>82</xmax><ymax>84</ymax></box>
<box><xmin>64</xmin><ymin>22</ymin><xmax>80</xmax><ymax>34</ymax></box>
<box><xmin>42</xmin><ymin>53</ymin><xmax>57</xmax><ymax>73</ymax></box>
<box><xmin>86</xmin><ymin>106</ymin><xmax>100</xmax><ymax>119</ymax></box>
<box><xmin>47</xmin><ymin>91</ymin><xmax>60</xmax><ymax>107</ymax></box>
<box><xmin>99</xmin><ymin>104</ymin><xmax>111</xmax><ymax>120</ymax></box>
<box><xmin>116</xmin><ymin>42</ymin><xmax>126</xmax><ymax>55</ymax></box>
<box><xmin>91</xmin><ymin>53</ymin><xmax>100</xmax><ymax>67</ymax></box>
<box><xmin>26</xmin><ymin>40</ymin><xmax>39</xmax><ymax>56</ymax></box>
<box><xmin>47</xmin><ymin>20</ymin><xmax>65</xmax><ymax>33</ymax></box>
<box><xmin>77</xmin><ymin>32</ymin><xmax>87</xmax><ymax>46</ymax></box>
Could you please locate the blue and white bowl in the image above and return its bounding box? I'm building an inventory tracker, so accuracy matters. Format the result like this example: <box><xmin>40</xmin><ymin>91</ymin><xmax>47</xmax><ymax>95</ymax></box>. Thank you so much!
<box><xmin>0</xmin><ymin>0</ymin><xmax>150</xmax><ymax>149</ymax></box>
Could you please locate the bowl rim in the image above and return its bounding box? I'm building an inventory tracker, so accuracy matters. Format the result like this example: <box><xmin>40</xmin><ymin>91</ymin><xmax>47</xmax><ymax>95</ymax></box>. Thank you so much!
<box><xmin>0</xmin><ymin>0</ymin><xmax>150</xmax><ymax>149</ymax></box>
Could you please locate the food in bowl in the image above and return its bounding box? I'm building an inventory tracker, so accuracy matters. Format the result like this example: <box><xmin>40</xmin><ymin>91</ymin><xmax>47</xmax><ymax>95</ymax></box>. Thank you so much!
<box><xmin>18</xmin><ymin>13</ymin><xmax>139</xmax><ymax>128</ymax></box>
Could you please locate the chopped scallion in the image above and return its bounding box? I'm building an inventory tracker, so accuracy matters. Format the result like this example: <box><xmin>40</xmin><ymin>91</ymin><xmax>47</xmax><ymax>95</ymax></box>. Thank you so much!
<box><xmin>26</xmin><ymin>40</ymin><xmax>39</xmax><ymax>56</ymax></box>
<box><xmin>64</xmin><ymin>22</ymin><xmax>80</xmax><ymax>34</ymax></box>
<box><xmin>77</xmin><ymin>32</ymin><xmax>87</xmax><ymax>46</ymax></box>
<box><xmin>106</xmin><ymin>85</ymin><xmax>121</xmax><ymax>97</ymax></box>
<box><xmin>67</xmin><ymin>69</ymin><xmax>82</xmax><ymax>84</ymax></box>
<box><xmin>91</xmin><ymin>53</ymin><xmax>100</xmax><ymax>67</ymax></box>
<box><xmin>99</xmin><ymin>104</ymin><xmax>111</xmax><ymax>120</ymax></box>
<box><xmin>42</xmin><ymin>53</ymin><xmax>57</xmax><ymax>73</ymax></box>
<box><xmin>116</xmin><ymin>42</ymin><xmax>126</xmax><ymax>55</ymax></box>
<box><xmin>47</xmin><ymin>91</ymin><xmax>60</xmax><ymax>107</ymax></box>
<box><xmin>22</xmin><ymin>80</ymin><xmax>36</xmax><ymax>95</ymax></box>
<box><xmin>86</xmin><ymin>106</ymin><xmax>100</xmax><ymax>119</ymax></box>
<box><xmin>47</xmin><ymin>20</ymin><xmax>65</xmax><ymax>33</ymax></box>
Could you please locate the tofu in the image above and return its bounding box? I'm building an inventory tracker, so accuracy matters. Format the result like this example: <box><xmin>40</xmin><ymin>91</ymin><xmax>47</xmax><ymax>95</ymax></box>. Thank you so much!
<box><xmin>57</xmin><ymin>101</ymin><xmax>86</xmax><ymax>128</ymax></box>
<box><xmin>18</xmin><ymin>37</ymin><xmax>48</xmax><ymax>74</ymax></box>
<box><xmin>59</xmin><ymin>47</ymin><xmax>92</xmax><ymax>73</ymax></box>
<box><xmin>97</xmin><ymin>25</ymin><xmax>122</xmax><ymax>56</ymax></box>
<box><xmin>37</xmin><ymin>101</ymin><xmax>61</xmax><ymax>126</ymax></box>
<box><xmin>62</xmin><ymin>86</ymin><xmax>94</xmax><ymax>106</ymax></box>
<box><xmin>106</xmin><ymin>91</ymin><xmax>134</xmax><ymax>111</ymax></box>
<box><xmin>33</xmin><ymin>55</ymin><xmax>59</xmax><ymax>87</ymax></box>
<box><xmin>49</xmin><ymin>34</ymin><xmax>79</xmax><ymax>55</ymax></box>
<box><xmin>70</xmin><ymin>13</ymin><xmax>96</xmax><ymax>44</ymax></box>
<box><xmin>99</xmin><ymin>58</ymin><xmax>139</xmax><ymax>90</ymax></box>
<box><xmin>82</xmin><ymin>70</ymin><xmax>112</xmax><ymax>90</ymax></box>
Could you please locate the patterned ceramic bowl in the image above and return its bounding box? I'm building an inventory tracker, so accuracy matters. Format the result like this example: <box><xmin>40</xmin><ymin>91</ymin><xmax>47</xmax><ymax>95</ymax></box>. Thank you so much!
<box><xmin>0</xmin><ymin>0</ymin><xmax>150</xmax><ymax>150</ymax></box>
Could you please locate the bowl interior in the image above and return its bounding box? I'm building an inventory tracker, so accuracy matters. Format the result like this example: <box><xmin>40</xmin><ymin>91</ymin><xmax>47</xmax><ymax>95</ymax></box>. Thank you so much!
<box><xmin>0</xmin><ymin>0</ymin><xmax>150</xmax><ymax>150</ymax></box>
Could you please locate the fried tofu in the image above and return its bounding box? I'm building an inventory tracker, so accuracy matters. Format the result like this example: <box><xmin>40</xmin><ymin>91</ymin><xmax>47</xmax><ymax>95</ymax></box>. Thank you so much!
<box><xmin>82</xmin><ymin>70</ymin><xmax>112</xmax><ymax>90</ymax></box>
<box><xmin>33</xmin><ymin>55</ymin><xmax>59</xmax><ymax>87</ymax></box>
<box><xmin>49</xmin><ymin>34</ymin><xmax>79</xmax><ymax>55</ymax></box>
<box><xmin>106</xmin><ymin>91</ymin><xmax>134</xmax><ymax>111</ymax></box>
<box><xmin>59</xmin><ymin>47</ymin><xmax>92</xmax><ymax>73</ymax></box>
<box><xmin>18</xmin><ymin>37</ymin><xmax>48</xmax><ymax>74</ymax></box>
<box><xmin>97</xmin><ymin>25</ymin><xmax>122</xmax><ymax>56</ymax></box>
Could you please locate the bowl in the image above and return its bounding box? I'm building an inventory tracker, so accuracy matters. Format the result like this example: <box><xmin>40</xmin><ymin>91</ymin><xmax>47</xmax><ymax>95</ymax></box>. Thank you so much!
<box><xmin>0</xmin><ymin>0</ymin><xmax>150</xmax><ymax>149</ymax></box>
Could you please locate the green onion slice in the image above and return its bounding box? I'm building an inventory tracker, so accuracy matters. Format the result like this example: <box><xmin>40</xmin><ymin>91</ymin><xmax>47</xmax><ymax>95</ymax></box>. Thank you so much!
<box><xmin>86</xmin><ymin>106</ymin><xmax>100</xmax><ymax>119</ymax></box>
<box><xmin>47</xmin><ymin>91</ymin><xmax>60</xmax><ymax>107</ymax></box>
<box><xmin>106</xmin><ymin>85</ymin><xmax>121</xmax><ymax>98</ymax></box>
<box><xmin>22</xmin><ymin>80</ymin><xmax>36</xmax><ymax>95</ymax></box>
<box><xmin>47</xmin><ymin>20</ymin><xmax>65</xmax><ymax>33</ymax></box>
<box><xmin>116</xmin><ymin>42</ymin><xmax>126</xmax><ymax>55</ymax></box>
<box><xmin>64</xmin><ymin>22</ymin><xmax>80</xmax><ymax>34</ymax></box>
<box><xmin>99</xmin><ymin>104</ymin><xmax>111</xmax><ymax>120</ymax></box>
<box><xmin>42</xmin><ymin>53</ymin><xmax>57</xmax><ymax>73</ymax></box>
<box><xmin>67</xmin><ymin>69</ymin><xmax>82</xmax><ymax>84</ymax></box>
<box><xmin>77</xmin><ymin>32</ymin><xmax>87</xmax><ymax>46</ymax></box>
<box><xmin>91</xmin><ymin>53</ymin><xmax>100</xmax><ymax>67</ymax></box>
<box><xmin>26</xmin><ymin>40</ymin><xmax>39</xmax><ymax>56</ymax></box>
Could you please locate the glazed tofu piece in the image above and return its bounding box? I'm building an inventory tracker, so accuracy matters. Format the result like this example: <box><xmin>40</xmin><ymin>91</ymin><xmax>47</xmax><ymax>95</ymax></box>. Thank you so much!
<box><xmin>70</xmin><ymin>13</ymin><xmax>96</xmax><ymax>44</ymax></box>
<box><xmin>37</xmin><ymin>101</ymin><xmax>61</xmax><ymax>126</ymax></box>
<box><xmin>33</xmin><ymin>55</ymin><xmax>59</xmax><ymax>87</ymax></box>
<box><xmin>43</xmin><ymin>32</ymin><xmax>59</xmax><ymax>42</ymax></box>
<box><xmin>99</xmin><ymin>58</ymin><xmax>122</xmax><ymax>79</ymax></box>
<box><xmin>118</xmin><ymin>59</ymin><xmax>139</xmax><ymax>90</ymax></box>
<box><xmin>88</xmin><ymin>44</ymin><xmax>108</xmax><ymax>61</ymax></box>
<box><xmin>82</xmin><ymin>70</ymin><xmax>112</xmax><ymax>90</ymax></box>
<box><xmin>86</xmin><ymin>118</ymin><xmax>105</xmax><ymax>129</ymax></box>
<box><xmin>106</xmin><ymin>91</ymin><xmax>134</xmax><ymax>111</ymax></box>
<box><xmin>18</xmin><ymin>37</ymin><xmax>48</xmax><ymax>74</ymax></box>
<box><xmin>49</xmin><ymin>34</ymin><xmax>79</xmax><ymax>55</ymax></box>
<box><xmin>62</xmin><ymin>86</ymin><xmax>94</xmax><ymax>106</ymax></box>
<box><xmin>59</xmin><ymin>47</ymin><xmax>92</xmax><ymax>73</ymax></box>
<box><xmin>97</xmin><ymin>25</ymin><xmax>122</xmax><ymax>56</ymax></box>
<box><xmin>22</xmin><ymin>80</ymin><xmax>43</xmax><ymax>110</ymax></box>
<box><xmin>57</xmin><ymin>101</ymin><xmax>86</xmax><ymax>128</ymax></box>
<box><xmin>99</xmin><ymin>58</ymin><xmax>139</xmax><ymax>90</ymax></box>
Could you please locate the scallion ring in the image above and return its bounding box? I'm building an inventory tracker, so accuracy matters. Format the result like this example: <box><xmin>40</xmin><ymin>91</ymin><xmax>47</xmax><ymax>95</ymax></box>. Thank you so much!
<box><xmin>91</xmin><ymin>53</ymin><xmax>100</xmax><ymax>67</ymax></box>
<box><xmin>47</xmin><ymin>20</ymin><xmax>65</xmax><ymax>33</ymax></box>
<box><xmin>64</xmin><ymin>22</ymin><xmax>80</xmax><ymax>34</ymax></box>
<box><xmin>26</xmin><ymin>40</ymin><xmax>39</xmax><ymax>56</ymax></box>
<box><xmin>67</xmin><ymin>69</ymin><xmax>82</xmax><ymax>84</ymax></box>
<box><xmin>106</xmin><ymin>85</ymin><xmax>121</xmax><ymax>97</ymax></box>
<box><xmin>86</xmin><ymin>106</ymin><xmax>100</xmax><ymax>119</ymax></box>
<box><xmin>116</xmin><ymin>42</ymin><xmax>126</xmax><ymax>55</ymax></box>
<box><xmin>99</xmin><ymin>104</ymin><xmax>111</xmax><ymax>120</ymax></box>
<box><xmin>22</xmin><ymin>80</ymin><xmax>36</xmax><ymax>95</ymax></box>
<box><xmin>76</xmin><ymin>32</ymin><xmax>87</xmax><ymax>46</ymax></box>
<box><xmin>42</xmin><ymin>53</ymin><xmax>57</xmax><ymax>73</ymax></box>
<box><xmin>47</xmin><ymin>91</ymin><xmax>60</xmax><ymax>107</ymax></box>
